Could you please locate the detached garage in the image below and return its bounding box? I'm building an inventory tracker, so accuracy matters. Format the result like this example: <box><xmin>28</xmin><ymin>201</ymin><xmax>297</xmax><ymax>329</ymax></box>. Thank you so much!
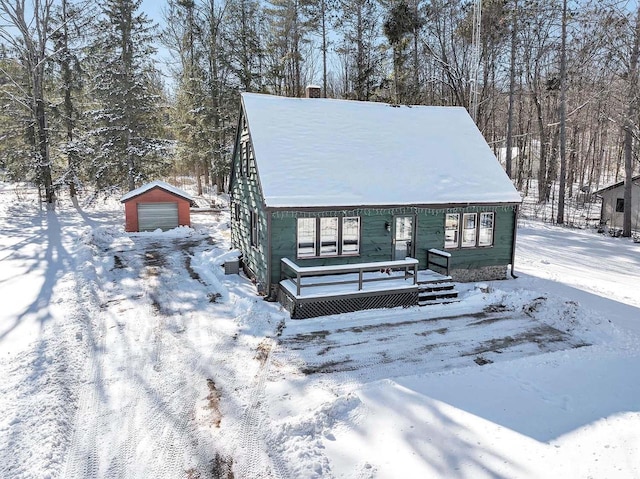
<box><xmin>121</xmin><ymin>180</ymin><xmax>194</xmax><ymax>232</ymax></box>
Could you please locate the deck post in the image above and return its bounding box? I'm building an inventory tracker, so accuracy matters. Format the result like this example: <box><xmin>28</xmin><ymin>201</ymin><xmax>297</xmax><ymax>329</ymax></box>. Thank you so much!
<box><xmin>358</xmin><ymin>269</ymin><xmax>363</xmax><ymax>290</ymax></box>
<box><xmin>296</xmin><ymin>271</ymin><xmax>301</xmax><ymax>296</ymax></box>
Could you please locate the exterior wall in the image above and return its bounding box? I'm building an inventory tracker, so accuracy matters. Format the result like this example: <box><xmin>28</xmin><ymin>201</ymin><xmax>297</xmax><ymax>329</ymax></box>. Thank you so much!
<box><xmin>450</xmin><ymin>265</ymin><xmax>508</xmax><ymax>282</ymax></box>
<box><xmin>600</xmin><ymin>183</ymin><xmax>640</xmax><ymax>231</ymax></box>
<box><xmin>270</xmin><ymin>205</ymin><xmax>517</xmax><ymax>286</ymax></box>
<box><xmin>123</xmin><ymin>188</ymin><xmax>191</xmax><ymax>232</ymax></box>
<box><xmin>444</xmin><ymin>206</ymin><xmax>515</xmax><ymax>278</ymax></box>
<box><xmin>230</xmin><ymin>112</ymin><xmax>269</xmax><ymax>291</ymax></box>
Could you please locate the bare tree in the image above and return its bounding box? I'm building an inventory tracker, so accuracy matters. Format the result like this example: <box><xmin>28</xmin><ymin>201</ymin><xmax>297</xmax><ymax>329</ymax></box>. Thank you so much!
<box><xmin>556</xmin><ymin>0</ymin><xmax>568</xmax><ymax>224</ymax></box>
<box><xmin>0</xmin><ymin>0</ymin><xmax>56</xmax><ymax>205</ymax></box>
<box><xmin>622</xmin><ymin>4</ymin><xmax>640</xmax><ymax>237</ymax></box>
<box><xmin>505</xmin><ymin>0</ymin><xmax>518</xmax><ymax>179</ymax></box>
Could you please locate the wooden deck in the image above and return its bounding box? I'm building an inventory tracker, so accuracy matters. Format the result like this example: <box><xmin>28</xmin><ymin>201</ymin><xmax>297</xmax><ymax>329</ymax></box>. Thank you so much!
<box><xmin>278</xmin><ymin>258</ymin><xmax>459</xmax><ymax>319</ymax></box>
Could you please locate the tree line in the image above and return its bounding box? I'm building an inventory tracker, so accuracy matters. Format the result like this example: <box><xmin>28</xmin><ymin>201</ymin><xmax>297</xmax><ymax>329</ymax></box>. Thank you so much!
<box><xmin>0</xmin><ymin>0</ymin><xmax>638</xmax><ymax>234</ymax></box>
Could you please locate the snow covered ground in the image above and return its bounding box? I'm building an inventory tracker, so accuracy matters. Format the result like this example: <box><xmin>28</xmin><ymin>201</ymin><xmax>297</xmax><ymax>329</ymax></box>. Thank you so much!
<box><xmin>1</xmin><ymin>183</ymin><xmax>639</xmax><ymax>479</ymax></box>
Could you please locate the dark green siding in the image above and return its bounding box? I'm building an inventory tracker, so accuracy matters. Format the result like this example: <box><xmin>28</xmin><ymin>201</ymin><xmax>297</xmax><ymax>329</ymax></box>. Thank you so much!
<box><xmin>445</xmin><ymin>208</ymin><xmax>515</xmax><ymax>270</ymax></box>
<box><xmin>230</xmin><ymin>111</ymin><xmax>268</xmax><ymax>288</ymax></box>
<box><xmin>269</xmin><ymin>206</ymin><xmax>516</xmax><ymax>285</ymax></box>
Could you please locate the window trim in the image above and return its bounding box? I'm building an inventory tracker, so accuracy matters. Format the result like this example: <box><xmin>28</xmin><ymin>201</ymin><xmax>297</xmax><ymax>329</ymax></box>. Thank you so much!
<box><xmin>250</xmin><ymin>210</ymin><xmax>259</xmax><ymax>248</ymax></box>
<box><xmin>444</xmin><ymin>213</ymin><xmax>460</xmax><ymax>249</ymax></box>
<box><xmin>616</xmin><ymin>198</ymin><xmax>625</xmax><ymax>213</ymax></box>
<box><xmin>341</xmin><ymin>216</ymin><xmax>360</xmax><ymax>255</ymax></box>
<box><xmin>478</xmin><ymin>212</ymin><xmax>495</xmax><ymax>247</ymax></box>
<box><xmin>319</xmin><ymin>217</ymin><xmax>339</xmax><ymax>256</ymax></box>
<box><xmin>296</xmin><ymin>217</ymin><xmax>316</xmax><ymax>258</ymax></box>
<box><xmin>461</xmin><ymin>213</ymin><xmax>477</xmax><ymax>248</ymax></box>
<box><xmin>239</xmin><ymin>142</ymin><xmax>245</xmax><ymax>177</ymax></box>
<box><xmin>296</xmin><ymin>216</ymin><xmax>361</xmax><ymax>259</ymax></box>
<box><xmin>244</xmin><ymin>141</ymin><xmax>251</xmax><ymax>176</ymax></box>
<box><xmin>445</xmin><ymin>211</ymin><xmax>495</xmax><ymax>249</ymax></box>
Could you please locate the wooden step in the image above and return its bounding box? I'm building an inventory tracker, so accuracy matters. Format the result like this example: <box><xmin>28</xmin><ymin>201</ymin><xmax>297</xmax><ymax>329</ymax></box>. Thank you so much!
<box><xmin>418</xmin><ymin>285</ymin><xmax>459</xmax><ymax>306</ymax></box>
<box><xmin>418</xmin><ymin>281</ymin><xmax>456</xmax><ymax>293</ymax></box>
<box><xmin>416</xmin><ymin>271</ymin><xmax>452</xmax><ymax>284</ymax></box>
<box><xmin>418</xmin><ymin>296</ymin><xmax>460</xmax><ymax>306</ymax></box>
<box><xmin>419</xmin><ymin>288</ymin><xmax>459</xmax><ymax>299</ymax></box>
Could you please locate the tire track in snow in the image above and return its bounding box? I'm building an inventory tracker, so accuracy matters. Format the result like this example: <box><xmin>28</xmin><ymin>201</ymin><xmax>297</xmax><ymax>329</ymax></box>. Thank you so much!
<box><xmin>62</xmin><ymin>304</ymin><xmax>108</xmax><ymax>478</ymax></box>
<box><xmin>237</xmin><ymin>337</ymin><xmax>289</xmax><ymax>479</ymax></box>
<box><xmin>276</xmin><ymin>306</ymin><xmax>589</xmax><ymax>396</ymax></box>
<box><xmin>64</xmin><ymin>233</ymin><xmax>220</xmax><ymax>478</ymax></box>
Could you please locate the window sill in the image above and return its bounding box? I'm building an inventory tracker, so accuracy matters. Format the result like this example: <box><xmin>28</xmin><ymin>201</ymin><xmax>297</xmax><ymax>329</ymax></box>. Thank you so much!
<box><xmin>445</xmin><ymin>245</ymin><xmax>494</xmax><ymax>250</ymax></box>
<box><xmin>296</xmin><ymin>253</ymin><xmax>361</xmax><ymax>260</ymax></box>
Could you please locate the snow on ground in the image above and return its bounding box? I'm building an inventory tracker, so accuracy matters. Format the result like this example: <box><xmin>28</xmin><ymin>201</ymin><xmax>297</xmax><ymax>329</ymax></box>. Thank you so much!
<box><xmin>1</xmin><ymin>182</ymin><xmax>639</xmax><ymax>478</ymax></box>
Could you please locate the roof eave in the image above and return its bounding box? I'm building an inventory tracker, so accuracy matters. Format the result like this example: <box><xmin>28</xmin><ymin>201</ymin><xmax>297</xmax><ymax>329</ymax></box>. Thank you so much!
<box><xmin>120</xmin><ymin>185</ymin><xmax>193</xmax><ymax>204</ymax></box>
<box><xmin>263</xmin><ymin>199</ymin><xmax>522</xmax><ymax>212</ymax></box>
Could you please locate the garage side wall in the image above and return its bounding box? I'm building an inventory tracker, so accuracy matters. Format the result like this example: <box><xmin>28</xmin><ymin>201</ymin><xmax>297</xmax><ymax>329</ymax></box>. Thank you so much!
<box><xmin>123</xmin><ymin>188</ymin><xmax>191</xmax><ymax>232</ymax></box>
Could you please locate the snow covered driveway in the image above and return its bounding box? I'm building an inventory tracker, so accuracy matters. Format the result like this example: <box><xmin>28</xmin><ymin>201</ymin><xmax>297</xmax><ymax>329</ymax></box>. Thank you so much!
<box><xmin>63</xmin><ymin>230</ymin><xmax>228</xmax><ymax>478</ymax></box>
<box><xmin>276</xmin><ymin>296</ymin><xmax>588</xmax><ymax>382</ymax></box>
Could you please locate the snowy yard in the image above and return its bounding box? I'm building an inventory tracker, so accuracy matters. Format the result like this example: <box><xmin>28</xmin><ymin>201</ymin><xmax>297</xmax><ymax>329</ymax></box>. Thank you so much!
<box><xmin>1</xmin><ymin>183</ymin><xmax>640</xmax><ymax>479</ymax></box>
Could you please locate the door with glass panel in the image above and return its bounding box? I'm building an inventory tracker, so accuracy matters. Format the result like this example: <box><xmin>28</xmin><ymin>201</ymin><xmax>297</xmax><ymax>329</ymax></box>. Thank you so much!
<box><xmin>393</xmin><ymin>216</ymin><xmax>414</xmax><ymax>260</ymax></box>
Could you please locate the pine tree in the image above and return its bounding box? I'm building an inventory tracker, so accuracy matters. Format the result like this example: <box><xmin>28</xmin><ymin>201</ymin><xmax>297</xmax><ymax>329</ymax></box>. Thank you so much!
<box><xmin>203</xmin><ymin>0</ymin><xmax>236</xmax><ymax>192</ymax></box>
<box><xmin>0</xmin><ymin>45</ymin><xmax>33</xmax><ymax>182</ymax></box>
<box><xmin>334</xmin><ymin>0</ymin><xmax>382</xmax><ymax>101</ymax></box>
<box><xmin>86</xmin><ymin>0</ymin><xmax>170</xmax><ymax>192</ymax></box>
<box><xmin>223</xmin><ymin>0</ymin><xmax>263</xmax><ymax>92</ymax></box>
<box><xmin>49</xmin><ymin>0</ymin><xmax>90</xmax><ymax>199</ymax></box>
<box><xmin>264</xmin><ymin>0</ymin><xmax>315</xmax><ymax>97</ymax></box>
<box><xmin>383</xmin><ymin>0</ymin><xmax>422</xmax><ymax>104</ymax></box>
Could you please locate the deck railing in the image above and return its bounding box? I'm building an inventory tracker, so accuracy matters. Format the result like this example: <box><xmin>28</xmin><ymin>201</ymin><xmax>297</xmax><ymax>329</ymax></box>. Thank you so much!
<box><xmin>426</xmin><ymin>248</ymin><xmax>451</xmax><ymax>276</ymax></box>
<box><xmin>280</xmin><ymin>257</ymin><xmax>419</xmax><ymax>297</ymax></box>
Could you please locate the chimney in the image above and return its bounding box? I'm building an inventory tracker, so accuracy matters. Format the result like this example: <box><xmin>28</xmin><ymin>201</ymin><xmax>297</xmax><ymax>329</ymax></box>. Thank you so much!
<box><xmin>305</xmin><ymin>85</ymin><xmax>322</xmax><ymax>99</ymax></box>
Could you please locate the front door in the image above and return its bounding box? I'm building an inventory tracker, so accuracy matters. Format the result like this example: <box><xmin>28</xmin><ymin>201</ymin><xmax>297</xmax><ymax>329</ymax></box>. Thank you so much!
<box><xmin>393</xmin><ymin>215</ymin><xmax>414</xmax><ymax>260</ymax></box>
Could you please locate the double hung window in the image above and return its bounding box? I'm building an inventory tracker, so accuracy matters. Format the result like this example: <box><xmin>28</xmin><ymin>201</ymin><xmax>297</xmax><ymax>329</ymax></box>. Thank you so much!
<box><xmin>297</xmin><ymin>218</ymin><xmax>316</xmax><ymax>257</ymax></box>
<box><xmin>461</xmin><ymin>213</ymin><xmax>477</xmax><ymax>247</ymax></box>
<box><xmin>478</xmin><ymin>212</ymin><xmax>494</xmax><ymax>246</ymax></box>
<box><xmin>296</xmin><ymin>216</ymin><xmax>360</xmax><ymax>258</ymax></box>
<box><xmin>445</xmin><ymin>211</ymin><xmax>495</xmax><ymax>249</ymax></box>
<box><xmin>445</xmin><ymin>214</ymin><xmax>459</xmax><ymax>248</ymax></box>
<box><xmin>342</xmin><ymin>217</ymin><xmax>360</xmax><ymax>254</ymax></box>
<box><xmin>320</xmin><ymin>217</ymin><xmax>338</xmax><ymax>256</ymax></box>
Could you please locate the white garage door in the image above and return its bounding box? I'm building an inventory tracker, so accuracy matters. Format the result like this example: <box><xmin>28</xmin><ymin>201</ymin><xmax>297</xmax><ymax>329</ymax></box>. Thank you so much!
<box><xmin>137</xmin><ymin>202</ymin><xmax>179</xmax><ymax>231</ymax></box>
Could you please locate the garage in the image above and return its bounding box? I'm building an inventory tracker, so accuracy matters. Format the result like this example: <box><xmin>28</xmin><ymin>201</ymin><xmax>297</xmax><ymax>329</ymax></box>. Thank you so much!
<box><xmin>137</xmin><ymin>202</ymin><xmax>179</xmax><ymax>231</ymax></box>
<box><xmin>121</xmin><ymin>181</ymin><xmax>193</xmax><ymax>232</ymax></box>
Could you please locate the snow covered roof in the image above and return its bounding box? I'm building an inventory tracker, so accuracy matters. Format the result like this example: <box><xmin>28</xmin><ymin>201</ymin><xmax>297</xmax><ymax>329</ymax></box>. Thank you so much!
<box><xmin>241</xmin><ymin>93</ymin><xmax>522</xmax><ymax>208</ymax></box>
<box><xmin>594</xmin><ymin>175</ymin><xmax>640</xmax><ymax>195</ymax></box>
<box><xmin>120</xmin><ymin>180</ymin><xmax>193</xmax><ymax>203</ymax></box>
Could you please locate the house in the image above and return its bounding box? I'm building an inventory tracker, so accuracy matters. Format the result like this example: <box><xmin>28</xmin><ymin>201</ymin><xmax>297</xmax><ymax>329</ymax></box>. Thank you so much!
<box><xmin>121</xmin><ymin>180</ymin><xmax>194</xmax><ymax>232</ymax></box>
<box><xmin>594</xmin><ymin>175</ymin><xmax>640</xmax><ymax>233</ymax></box>
<box><xmin>229</xmin><ymin>89</ymin><xmax>522</xmax><ymax>318</ymax></box>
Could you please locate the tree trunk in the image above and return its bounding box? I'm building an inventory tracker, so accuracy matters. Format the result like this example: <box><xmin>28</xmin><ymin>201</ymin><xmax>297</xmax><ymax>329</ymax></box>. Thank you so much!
<box><xmin>623</xmin><ymin>5</ymin><xmax>640</xmax><ymax>237</ymax></box>
<box><xmin>505</xmin><ymin>0</ymin><xmax>518</xmax><ymax>179</ymax></box>
<box><xmin>61</xmin><ymin>0</ymin><xmax>76</xmax><ymax>198</ymax></box>
<box><xmin>556</xmin><ymin>0</ymin><xmax>568</xmax><ymax>224</ymax></box>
